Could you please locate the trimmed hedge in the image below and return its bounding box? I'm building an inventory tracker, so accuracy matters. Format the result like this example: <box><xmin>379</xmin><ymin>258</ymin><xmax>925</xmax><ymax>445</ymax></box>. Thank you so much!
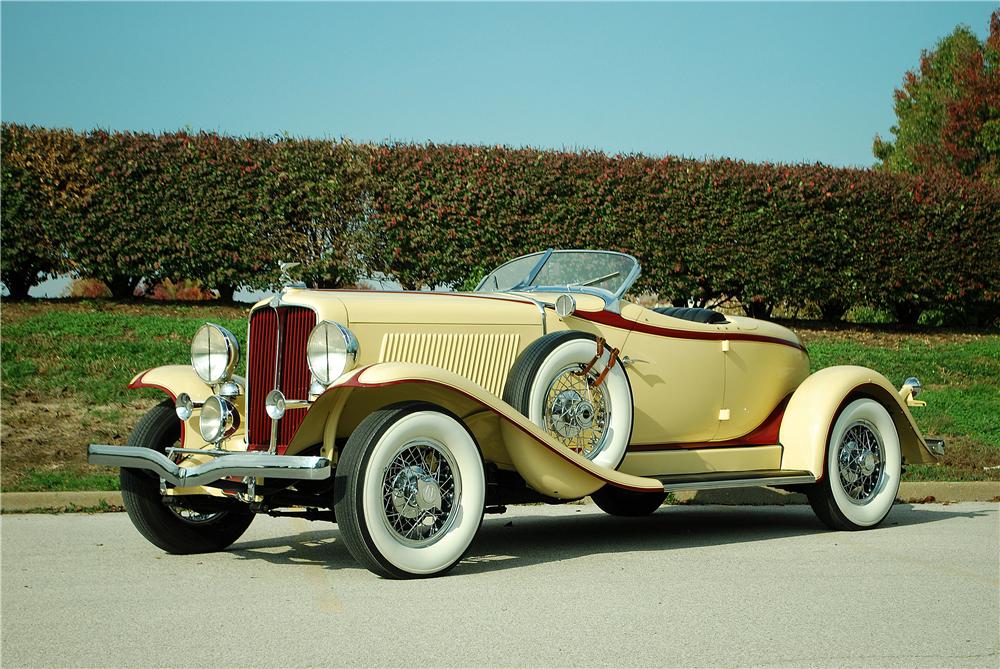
<box><xmin>370</xmin><ymin>144</ymin><xmax>999</xmax><ymax>323</ymax></box>
<box><xmin>2</xmin><ymin>125</ymin><xmax>369</xmax><ymax>299</ymax></box>
<box><xmin>2</xmin><ymin>124</ymin><xmax>998</xmax><ymax>324</ymax></box>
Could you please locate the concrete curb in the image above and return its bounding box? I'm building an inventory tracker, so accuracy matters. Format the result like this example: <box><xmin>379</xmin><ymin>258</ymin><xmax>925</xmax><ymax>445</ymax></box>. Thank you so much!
<box><xmin>1</xmin><ymin>491</ymin><xmax>124</xmax><ymax>513</ymax></box>
<box><xmin>1</xmin><ymin>481</ymin><xmax>998</xmax><ymax>513</ymax></box>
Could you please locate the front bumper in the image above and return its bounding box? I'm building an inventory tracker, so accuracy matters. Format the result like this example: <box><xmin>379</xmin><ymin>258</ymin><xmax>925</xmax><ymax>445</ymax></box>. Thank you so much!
<box><xmin>87</xmin><ymin>445</ymin><xmax>331</xmax><ymax>487</ymax></box>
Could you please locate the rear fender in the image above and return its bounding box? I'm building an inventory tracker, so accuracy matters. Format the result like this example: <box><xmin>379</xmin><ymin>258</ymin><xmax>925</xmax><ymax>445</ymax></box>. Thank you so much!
<box><xmin>779</xmin><ymin>365</ymin><xmax>937</xmax><ymax>479</ymax></box>
<box><xmin>287</xmin><ymin>362</ymin><xmax>663</xmax><ymax>499</ymax></box>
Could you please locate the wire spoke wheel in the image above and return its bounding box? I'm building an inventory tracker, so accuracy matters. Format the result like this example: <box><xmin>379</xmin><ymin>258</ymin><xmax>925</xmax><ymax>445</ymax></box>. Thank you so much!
<box><xmin>506</xmin><ymin>331</ymin><xmax>633</xmax><ymax>470</ymax></box>
<box><xmin>837</xmin><ymin>419</ymin><xmax>886</xmax><ymax>505</ymax></box>
<box><xmin>543</xmin><ymin>364</ymin><xmax>611</xmax><ymax>459</ymax></box>
<box><xmin>381</xmin><ymin>439</ymin><xmax>461</xmax><ymax>547</ymax></box>
<box><xmin>335</xmin><ymin>403</ymin><xmax>486</xmax><ymax>578</ymax></box>
<box><xmin>807</xmin><ymin>398</ymin><xmax>901</xmax><ymax>531</ymax></box>
<box><xmin>168</xmin><ymin>507</ymin><xmax>225</xmax><ymax>524</ymax></box>
<box><xmin>119</xmin><ymin>399</ymin><xmax>253</xmax><ymax>554</ymax></box>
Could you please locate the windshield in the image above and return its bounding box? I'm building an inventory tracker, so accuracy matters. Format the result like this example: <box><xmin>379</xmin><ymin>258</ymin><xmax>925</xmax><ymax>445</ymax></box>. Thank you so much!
<box><xmin>475</xmin><ymin>250</ymin><xmax>640</xmax><ymax>298</ymax></box>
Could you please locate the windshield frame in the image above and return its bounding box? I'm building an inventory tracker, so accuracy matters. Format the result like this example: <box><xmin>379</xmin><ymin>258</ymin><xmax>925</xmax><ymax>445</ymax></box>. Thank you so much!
<box><xmin>474</xmin><ymin>249</ymin><xmax>642</xmax><ymax>299</ymax></box>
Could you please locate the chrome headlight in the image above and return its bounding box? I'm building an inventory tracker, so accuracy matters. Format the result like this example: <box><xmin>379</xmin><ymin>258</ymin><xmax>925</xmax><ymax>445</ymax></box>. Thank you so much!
<box><xmin>307</xmin><ymin>321</ymin><xmax>359</xmax><ymax>385</ymax></box>
<box><xmin>191</xmin><ymin>323</ymin><xmax>240</xmax><ymax>385</ymax></box>
<box><xmin>199</xmin><ymin>395</ymin><xmax>234</xmax><ymax>443</ymax></box>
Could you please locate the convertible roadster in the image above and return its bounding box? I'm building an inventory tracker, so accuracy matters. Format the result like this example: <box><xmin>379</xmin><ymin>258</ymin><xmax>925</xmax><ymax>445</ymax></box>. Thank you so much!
<box><xmin>89</xmin><ymin>249</ymin><xmax>944</xmax><ymax>578</ymax></box>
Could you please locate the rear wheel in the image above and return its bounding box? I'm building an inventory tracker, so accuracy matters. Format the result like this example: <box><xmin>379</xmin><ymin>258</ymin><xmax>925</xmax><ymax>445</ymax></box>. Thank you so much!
<box><xmin>806</xmin><ymin>398</ymin><xmax>901</xmax><ymax>531</ymax></box>
<box><xmin>334</xmin><ymin>402</ymin><xmax>486</xmax><ymax>578</ymax></box>
<box><xmin>120</xmin><ymin>399</ymin><xmax>254</xmax><ymax>553</ymax></box>
<box><xmin>591</xmin><ymin>485</ymin><xmax>666</xmax><ymax>516</ymax></box>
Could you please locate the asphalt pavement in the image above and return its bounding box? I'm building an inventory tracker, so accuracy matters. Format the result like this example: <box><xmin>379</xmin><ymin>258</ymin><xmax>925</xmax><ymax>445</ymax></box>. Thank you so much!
<box><xmin>2</xmin><ymin>503</ymin><xmax>997</xmax><ymax>668</ymax></box>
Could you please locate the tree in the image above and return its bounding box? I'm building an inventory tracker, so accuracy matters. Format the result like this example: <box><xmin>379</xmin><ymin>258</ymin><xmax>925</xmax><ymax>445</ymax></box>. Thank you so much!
<box><xmin>1</xmin><ymin>124</ymin><xmax>92</xmax><ymax>298</ymax></box>
<box><xmin>873</xmin><ymin>11</ymin><xmax>1000</xmax><ymax>183</ymax></box>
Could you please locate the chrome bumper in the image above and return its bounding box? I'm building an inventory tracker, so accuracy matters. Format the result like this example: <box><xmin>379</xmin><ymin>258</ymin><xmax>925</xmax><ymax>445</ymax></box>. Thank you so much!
<box><xmin>87</xmin><ymin>445</ymin><xmax>331</xmax><ymax>487</ymax></box>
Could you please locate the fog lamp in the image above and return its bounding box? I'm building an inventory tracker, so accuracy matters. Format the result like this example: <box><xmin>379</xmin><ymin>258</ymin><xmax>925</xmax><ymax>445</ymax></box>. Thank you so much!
<box><xmin>175</xmin><ymin>393</ymin><xmax>194</xmax><ymax>421</ymax></box>
<box><xmin>265</xmin><ymin>389</ymin><xmax>287</xmax><ymax>420</ymax></box>
<box><xmin>199</xmin><ymin>395</ymin><xmax>234</xmax><ymax>443</ymax></box>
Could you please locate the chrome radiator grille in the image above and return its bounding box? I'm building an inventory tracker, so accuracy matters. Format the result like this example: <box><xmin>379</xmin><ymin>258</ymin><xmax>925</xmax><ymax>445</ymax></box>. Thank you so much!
<box><xmin>247</xmin><ymin>306</ymin><xmax>316</xmax><ymax>452</ymax></box>
<box><xmin>377</xmin><ymin>332</ymin><xmax>521</xmax><ymax>397</ymax></box>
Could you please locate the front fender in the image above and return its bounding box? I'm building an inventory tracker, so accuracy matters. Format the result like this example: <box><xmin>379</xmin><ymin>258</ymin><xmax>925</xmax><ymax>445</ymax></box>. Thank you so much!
<box><xmin>287</xmin><ymin>362</ymin><xmax>663</xmax><ymax>499</ymax></box>
<box><xmin>129</xmin><ymin>365</ymin><xmax>213</xmax><ymax>401</ymax></box>
<box><xmin>129</xmin><ymin>366</ymin><xmax>238</xmax><ymax>451</ymax></box>
<box><xmin>779</xmin><ymin>365</ymin><xmax>938</xmax><ymax>479</ymax></box>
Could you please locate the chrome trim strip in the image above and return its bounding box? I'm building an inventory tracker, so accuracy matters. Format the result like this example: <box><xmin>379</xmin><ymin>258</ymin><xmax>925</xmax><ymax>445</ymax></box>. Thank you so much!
<box><xmin>88</xmin><ymin>444</ymin><xmax>331</xmax><ymax>487</ymax></box>
<box><xmin>660</xmin><ymin>474</ymin><xmax>816</xmax><ymax>492</ymax></box>
<box><xmin>514</xmin><ymin>294</ymin><xmax>548</xmax><ymax>335</ymax></box>
<box><xmin>268</xmin><ymin>301</ymin><xmax>284</xmax><ymax>454</ymax></box>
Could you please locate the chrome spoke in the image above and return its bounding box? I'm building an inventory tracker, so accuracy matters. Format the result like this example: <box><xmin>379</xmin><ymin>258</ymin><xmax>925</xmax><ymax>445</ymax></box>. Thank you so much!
<box><xmin>543</xmin><ymin>363</ymin><xmax>611</xmax><ymax>459</ymax></box>
<box><xmin>837</xmin><ymin>420</ymin><xmax>886</xmax><ymax>505</ymax></box>
<box><xmin>380</xmin><ymin>440</ymin><xmax>461</xmax><ymax>547</ymax></box>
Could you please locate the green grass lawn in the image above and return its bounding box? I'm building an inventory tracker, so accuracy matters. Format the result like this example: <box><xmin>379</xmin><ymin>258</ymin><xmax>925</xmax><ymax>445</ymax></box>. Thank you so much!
<box><xmin>1</xmin><ymin>300</ymin><xmax>997</xmax><ymax>491</ymax></box>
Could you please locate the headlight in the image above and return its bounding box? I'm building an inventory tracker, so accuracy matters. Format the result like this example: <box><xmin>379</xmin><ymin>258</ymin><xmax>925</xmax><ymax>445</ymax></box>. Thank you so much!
<box><xmin>199</xmin><ymin>395</ymin><xmax>234</xmax><ymax>443</ymax></box>
<box><xmin>307</xmin><ymin>321</ymin><xmax>359</xmax><ymax>385</ymax></box>
<box><xmin>191</xmin><ymin>323</ymin><xmax>240</xmax><ymax>385</ymax></box>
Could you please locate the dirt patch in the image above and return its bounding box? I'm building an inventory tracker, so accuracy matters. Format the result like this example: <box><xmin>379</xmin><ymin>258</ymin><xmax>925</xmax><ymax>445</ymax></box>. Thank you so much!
<box><xmin>0</xmin><ymin>391</ymin><xmax>151</xmax><ymax>489</ymax></box>
<box><xmin>793</xmin><ymin>325</ymin><xmax>993</xmax><ymax>349</ymax></box>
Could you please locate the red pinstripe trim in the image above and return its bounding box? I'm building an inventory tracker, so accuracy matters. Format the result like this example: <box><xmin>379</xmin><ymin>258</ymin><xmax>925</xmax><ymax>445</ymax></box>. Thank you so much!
<box><xmin>328</xmin><ymin>374</ymin><xmax>662</xmax><ymax>493</ymax></box>
<box><xmin>128</xmin><ymin>371</ymin><xmax>185</xmax><ymax>448</ymax></box>
<box><xmin>573</xmin><ymin>309</ymin><xmax>807</xmax><ymax>352</ymax></box>
<box><xmin>629</xmin><ymin>395</ymin><xmax>791</xmax><ymax>452</ymax></box>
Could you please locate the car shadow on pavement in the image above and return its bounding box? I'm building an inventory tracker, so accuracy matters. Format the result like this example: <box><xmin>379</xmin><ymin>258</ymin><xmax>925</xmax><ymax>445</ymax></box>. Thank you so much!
<box><xmin>225</xmin><ymin>503</ymin><xmax>993</xmax><ymax>576</ymax></box>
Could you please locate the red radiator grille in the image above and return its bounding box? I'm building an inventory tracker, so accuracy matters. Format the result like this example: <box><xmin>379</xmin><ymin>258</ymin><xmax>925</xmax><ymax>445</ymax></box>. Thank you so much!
<box><xmin>247</xmin><ymin>306</ymin><xmax>316</xmax><ymax>452</ymax></box>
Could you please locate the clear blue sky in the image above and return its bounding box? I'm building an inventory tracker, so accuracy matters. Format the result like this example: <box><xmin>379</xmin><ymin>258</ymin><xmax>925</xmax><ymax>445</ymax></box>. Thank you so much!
<box><xmin>2</xmin><ymin>2</ymin><xmax>994</xmax><ymax>168</ymax></box>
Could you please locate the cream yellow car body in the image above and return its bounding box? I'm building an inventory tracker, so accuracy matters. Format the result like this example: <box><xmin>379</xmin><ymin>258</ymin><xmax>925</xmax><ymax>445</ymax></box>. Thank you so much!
<box><xmin>129</xmin><ymin>285</ymin><xmax>938</xmax><ymax>501</ymax></box>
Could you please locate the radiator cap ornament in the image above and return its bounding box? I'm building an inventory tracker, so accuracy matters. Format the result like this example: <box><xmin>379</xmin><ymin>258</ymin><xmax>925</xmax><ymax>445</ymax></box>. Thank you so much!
<box><xmin>278</xmin><ymin>261</ymin><xmax>306</xmax><ymax>290</ymax></box>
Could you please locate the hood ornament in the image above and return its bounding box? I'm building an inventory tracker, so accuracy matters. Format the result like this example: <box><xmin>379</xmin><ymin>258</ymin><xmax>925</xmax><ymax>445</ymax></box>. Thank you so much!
<box><xmin>278</xmin><ymin>261</ymin><xmax>306</xmax><ymax>290</ymax></box>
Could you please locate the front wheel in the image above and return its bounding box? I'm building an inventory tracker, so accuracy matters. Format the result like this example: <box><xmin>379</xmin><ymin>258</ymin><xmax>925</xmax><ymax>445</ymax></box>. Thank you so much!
<box><xmin>806</xmin><ymin>398</ymin><xmax>902</xmax><ymax>531</ymax></box>
<box><xmin>334</xmin><ymin>402</ymin><xmax>486</xmax><ymax>578</ymax></box>
<box><xmin>120</xmin><ymin>400</ymin><xmax>254</xmax><ymax>553</ymax></box>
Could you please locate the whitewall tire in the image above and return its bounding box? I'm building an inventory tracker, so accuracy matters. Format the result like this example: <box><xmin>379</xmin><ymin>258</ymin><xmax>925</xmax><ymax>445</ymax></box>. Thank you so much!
<box><xmin>503</xmin><ymin>331</ymin><xmax>633</xmax><ymax>470</ymax></box>
<box><xmin>807</xmin><ymin>398</ymin><xmax>902</xmax><ymax>530</ymax></box>
<box><xmin>334</xmin><ymin>402</ymin><xmax>486</xmax><ymax>578</ymax></box>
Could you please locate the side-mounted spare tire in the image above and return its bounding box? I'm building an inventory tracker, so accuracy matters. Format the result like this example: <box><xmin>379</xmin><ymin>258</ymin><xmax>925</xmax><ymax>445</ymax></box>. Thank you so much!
<box><xmin>502</xmin><ymin>330</ymin><xmax>634</xmax><ymax>470</ymax></box>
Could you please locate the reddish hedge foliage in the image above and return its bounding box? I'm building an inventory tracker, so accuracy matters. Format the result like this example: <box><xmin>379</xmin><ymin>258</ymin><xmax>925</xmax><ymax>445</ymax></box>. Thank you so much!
<box><xmin>2</xmin><ymin>124</ymin><xmax>997</xmax><ymax>324</ymax></box>
<box><xmin>370</xmin><ymin>143</ymin><xmax>999</xmax><ymax>324</ymax></box>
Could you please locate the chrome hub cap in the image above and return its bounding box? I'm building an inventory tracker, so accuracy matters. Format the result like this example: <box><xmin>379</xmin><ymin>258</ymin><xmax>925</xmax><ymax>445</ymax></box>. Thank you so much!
<box><xmin>544</xmin><ymin>365</ymin><xmax>610</xmax><ymax>459</ymax></box>
<box><xmin>838</xmin><ymin>420</ymin><xmax>886</xmax><ymax>505</ymax></box>
<box><xmin>382</xmin><ymin>440</ymin><xmax>460</xmax><ymax>546</ymax></box>
<box><xmin>168</xmin><ymin>508</ymin><xmax>224</xmax><ymax>524</ymax></box>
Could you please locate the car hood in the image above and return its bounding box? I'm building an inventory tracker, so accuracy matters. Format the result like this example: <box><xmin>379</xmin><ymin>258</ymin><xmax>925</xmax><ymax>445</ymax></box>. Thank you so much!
<box><xmin>255</xmin><ymin>289</ymin><xmax>559</xmax><ymax>327</ymax></box>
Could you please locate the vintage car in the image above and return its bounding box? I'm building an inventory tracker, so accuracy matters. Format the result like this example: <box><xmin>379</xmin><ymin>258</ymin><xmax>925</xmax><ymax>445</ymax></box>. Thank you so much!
<box><xmin>89</xmin><ymin>249</ymin><xmax>944</xmax><ymax>578</ymax></box>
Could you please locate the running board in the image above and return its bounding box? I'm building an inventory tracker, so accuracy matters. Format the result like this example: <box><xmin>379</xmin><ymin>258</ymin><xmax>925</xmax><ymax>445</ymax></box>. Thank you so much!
<box><xmin>656</xmin><ymin>470</ymin><xmax>816</xmax><ymax>492</ymax></box>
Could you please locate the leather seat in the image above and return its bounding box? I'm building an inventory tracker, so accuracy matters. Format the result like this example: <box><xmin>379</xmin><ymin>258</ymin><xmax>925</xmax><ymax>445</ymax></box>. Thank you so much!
<box><xmin>652</xmin><ymin>306</ymin><xmax>729</xmax><ymax>325</ymax></box>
